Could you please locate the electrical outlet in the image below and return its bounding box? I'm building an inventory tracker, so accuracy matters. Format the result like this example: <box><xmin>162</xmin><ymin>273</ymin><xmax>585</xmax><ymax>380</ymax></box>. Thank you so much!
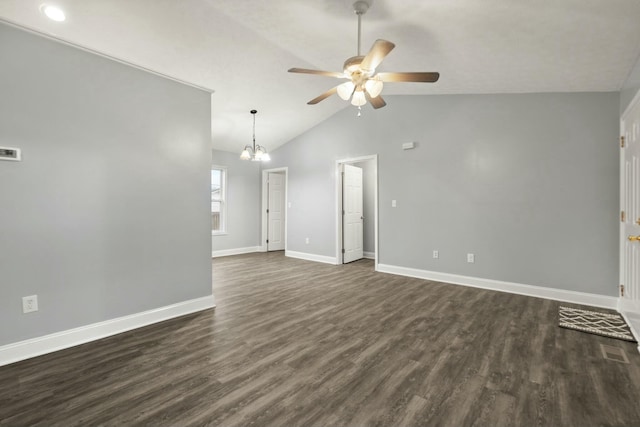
<box><xmin>433</xmin><ymin>250</ymin><xmax>439</xmax><ymax>259</ymax></box>
<box><xmin>305</xmin><ymin>237</ymin><xmax>310</xmax><ymax>244</ymax></box>
<box><xmin>467</xmin><ymin>253</ymin><xmax>475</xmax><ymax>263</ymax></box>
<box><xmin>391</xmin><ymin>200</ymin><xmax>397</xmax><ymax>208</ymax></box>
<box><xmin>22</xmin><ymin>295</ymin><xmax>38</xmax><ymax>313</ymax></box>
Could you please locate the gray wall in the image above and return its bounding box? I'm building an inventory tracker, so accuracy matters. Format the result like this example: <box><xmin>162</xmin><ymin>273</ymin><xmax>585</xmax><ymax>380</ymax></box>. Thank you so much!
<box><xmin>212</xmin><ymin>149</ymin><xmax>261</xmax><ymax>251</ymax></box>
<box><xmin>353</xmin><ymin>160</ymin><xmax>375</xmax><ymax>255</ymax></box>
<box><xmin>269</xmin><ymin>93</ymin><xmax>620</xmax><ymax>296</ymax></box>
<box><xmin>0</xmin><ymin>23</ymin><xmax>213</xmax><ymax>346</ymax></box>
<box><xmin>621</xmin><ymin>52</ymin><xmax>640</xmax><ymax>114</ymax></box>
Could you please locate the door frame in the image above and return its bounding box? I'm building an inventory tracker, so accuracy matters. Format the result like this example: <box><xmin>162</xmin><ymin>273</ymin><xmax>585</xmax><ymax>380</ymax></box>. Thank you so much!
<box><xmin>261</xmin><ymin>167</ymin><xmax>288</xmax><ymax>252</ymax></box>
<box><xmin>619</xmin><ymin>89</ymin><xmax>640</xmax><ymax>348</ymax></box>
<box><xmin>335</xmin><ymin>155</ymin><xmax>378</xmax><ymax>269</ymax></box>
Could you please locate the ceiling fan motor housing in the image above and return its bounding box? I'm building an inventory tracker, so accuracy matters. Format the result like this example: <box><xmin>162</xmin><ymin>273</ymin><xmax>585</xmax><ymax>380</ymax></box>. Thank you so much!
<box><xmin>344</xmin><ymin>56</ymin><xmax>366</xmax><ymax>74</ymax></box>
<box><xmin>353</xmin><ymin>0</ymin><xmax>370</xmax><ymax>15</ymax></box>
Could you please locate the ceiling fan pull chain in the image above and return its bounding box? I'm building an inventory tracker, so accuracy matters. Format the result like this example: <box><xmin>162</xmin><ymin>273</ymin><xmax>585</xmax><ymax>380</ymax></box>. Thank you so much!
<box><xmin>357</xmin><ymin>105</ymin><xmax>362</xmax><ymax>117</ymax></box>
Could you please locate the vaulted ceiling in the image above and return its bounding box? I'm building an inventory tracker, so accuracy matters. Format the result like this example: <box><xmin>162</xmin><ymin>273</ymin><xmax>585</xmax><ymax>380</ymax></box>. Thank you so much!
<box><xmin>2</xmin><ymin>0</ymin><xmax>640</xmax><ymax>153</ymax></box>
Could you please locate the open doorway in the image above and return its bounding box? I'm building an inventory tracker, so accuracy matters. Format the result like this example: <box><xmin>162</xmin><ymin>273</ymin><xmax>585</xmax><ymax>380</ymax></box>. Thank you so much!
<box><xmin>620</xmin><ymin>93</ymin><xmax>640</xmax><ymax>344</ymax></box>
<box><xmin>335</xmin><ymin>155</ymin><xmax>378</xmax><ymax>268</ymax></box>
<box><xmin>261</xmin><ymin>167</ymin><xmax>288</xmax><ymax>252</ymax></box>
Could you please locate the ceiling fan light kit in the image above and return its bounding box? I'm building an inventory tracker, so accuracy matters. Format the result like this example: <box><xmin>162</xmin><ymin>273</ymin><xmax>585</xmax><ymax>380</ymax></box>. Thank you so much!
<box><xmin>337</xmin><ymin>81</ymin><xmax>356</xmax><ymax>100</ymax></box>
<box><xmin>288</xmin><ymin>0</ymin><xmax>439</xmax><ymax>112</ymax></box>
<box><xmin>351</xmin><ymin>89</ymin><xmax>367</xmax><ymax>107</ymax></box>
<box><xmin>364</xmin><ymin>77</ymin><xmax>383</xmax><ymax>97</ymax></box>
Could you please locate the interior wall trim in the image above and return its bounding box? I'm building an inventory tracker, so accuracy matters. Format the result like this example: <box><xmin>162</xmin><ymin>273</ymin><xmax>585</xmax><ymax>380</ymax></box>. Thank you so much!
<box><xmin>335</xmin><ymin>155</ymin><xmax>379</xmax><ymax>270</ymax></box>
<box><xmin>212</xmin><ymin>246</ymin><xmax>261</xmax><ymax>258</ymax></box>
<box><xmin>618</xmin><ymin>298</ymin><xmax>640</xmax><ymax>353</ymax></box>
<box><xmin>261</xmin><ymin>167</ymin><xmax>289</xmax><ymax>253</ymax></box>
<box><xmin>622</xmin><ymin>85</ymin><xmax>640</xmax><ymax>120</ymax></box>
<box><xmin>618</xmin><ymin>311</ymin><xmax>640</xmax><ymax>354</ymax></box>
<box><xmin>0</xmin><ymin>18</ymin><xmax>214</xmax><ymax>94</ymax></box>
<box><xmin>377</xmin><ymin>263</ymin><xmax>618</xmax><ymax>309</ymax></box>
<box><xmin>0</xmin><ymin>295</ymin><xmax>215</xmax><ymax>367</ymax></box>
<box><xmin>285</xmin><ymin>250</ymin><xmax>337</xmax><ymax>265</ymax></box>
<box><xmin>363</xmin><ymin>251</ymin><xmax>375</xmax><ymax>260</ymax></box>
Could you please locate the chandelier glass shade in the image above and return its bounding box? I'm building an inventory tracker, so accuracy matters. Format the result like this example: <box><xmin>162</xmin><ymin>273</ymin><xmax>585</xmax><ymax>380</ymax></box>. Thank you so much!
<box><xmin>240</xmin><ymin>110</ymin><xmax>270</xmax><ymax>162</ymax></box>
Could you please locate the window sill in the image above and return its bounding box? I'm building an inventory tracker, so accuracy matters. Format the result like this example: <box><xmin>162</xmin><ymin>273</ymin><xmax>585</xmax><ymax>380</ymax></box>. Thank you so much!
<box><xmin>212</xmin><ymin>231</ymin><xmax>228</xmax><ymax>236</ymax></box>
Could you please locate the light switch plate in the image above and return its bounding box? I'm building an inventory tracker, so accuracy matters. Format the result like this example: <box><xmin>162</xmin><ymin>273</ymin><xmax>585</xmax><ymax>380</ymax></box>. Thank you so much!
<box><xmin>22</xmin><ymin>295</ymin><xmax>38</xmax><ymax>313</ymax></box>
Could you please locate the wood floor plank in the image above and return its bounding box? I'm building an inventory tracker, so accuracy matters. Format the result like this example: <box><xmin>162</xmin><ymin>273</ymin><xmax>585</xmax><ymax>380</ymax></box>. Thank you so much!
<box><xmin>1</xmin><ymin>252</ymin><xmax>640</xmax><ymax>426</ymax></box>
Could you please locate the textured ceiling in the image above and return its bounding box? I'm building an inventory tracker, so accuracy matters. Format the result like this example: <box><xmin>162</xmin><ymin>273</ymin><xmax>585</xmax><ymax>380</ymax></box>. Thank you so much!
<box><xmin>2</xmin><ymin>0</ymin><xmax>640</xmax><ymax>153</ymax></box>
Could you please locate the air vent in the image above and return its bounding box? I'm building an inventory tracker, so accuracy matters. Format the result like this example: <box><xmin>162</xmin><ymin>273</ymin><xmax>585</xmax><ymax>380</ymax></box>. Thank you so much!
<box><xmin>600</xmin><ymin>344</ymin><xmax>629</xmax><ymax>364</ymax></box>
<box><xmin>0</xmin><ymin>147</ymin><xmax>21</xmax><ymax>161</ymax></box>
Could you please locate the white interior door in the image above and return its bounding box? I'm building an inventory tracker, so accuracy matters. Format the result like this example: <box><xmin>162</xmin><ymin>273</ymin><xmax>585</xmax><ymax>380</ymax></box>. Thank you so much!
<box><xmin>343</xmin><ymin>164</ymin><xmax>363</xmax><ymax>263</ymax></box>
<box><xmin>267</xmin><ymin>172</ymin><xmax>285</xmax><ymax>251</ymax></box>
<box><xmin>621</xmin><ymin>98</ymin><xmax>640</xmax><ymax>337</ymax></box>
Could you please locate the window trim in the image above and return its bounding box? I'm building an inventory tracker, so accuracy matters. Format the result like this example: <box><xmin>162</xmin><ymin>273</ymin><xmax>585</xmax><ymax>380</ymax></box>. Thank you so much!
<box><xmin>212</xmin><ymin>165</ymin><xmax>227</xmax><ymax>235</ymax></box>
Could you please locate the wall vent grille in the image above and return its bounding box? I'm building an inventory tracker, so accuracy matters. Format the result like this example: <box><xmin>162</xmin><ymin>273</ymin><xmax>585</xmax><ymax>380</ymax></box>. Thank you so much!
<box><xmin>600</xmin><ymin>344</ymin><xmax>629</xmax><ymax>364</ymax></box>
<box><xmin>0</xmin><ymin>147</ymin><xmax>21</xmax><ymax>161</ymax></box>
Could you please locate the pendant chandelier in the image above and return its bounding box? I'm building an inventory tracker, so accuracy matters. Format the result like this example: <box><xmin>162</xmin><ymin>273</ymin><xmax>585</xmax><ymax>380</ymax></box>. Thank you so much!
<box><xmin>240</xmin><ymin>109</ymin><xmax>270</xmax><ymax>161</ymax></box>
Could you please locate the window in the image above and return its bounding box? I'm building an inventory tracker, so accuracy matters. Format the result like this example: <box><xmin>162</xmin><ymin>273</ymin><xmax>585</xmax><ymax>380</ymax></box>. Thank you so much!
<box><xmin>212</xmin><ymin>167</ymin><xmax>226</xmax><ymax>234</ymax></box>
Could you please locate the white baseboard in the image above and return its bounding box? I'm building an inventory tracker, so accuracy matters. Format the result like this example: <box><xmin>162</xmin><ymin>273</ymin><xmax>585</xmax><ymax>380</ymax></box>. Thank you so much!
<box><xmin>212</xmin><ymin>246</ymin><xmax>260</xmax><ymax>258</ymax></box>
<box><xmin>0</xmin><ymin>295</ymin><xmax>215</xmax><ymax>367</ymax></box>
<box><xmin>618</xmin><ymin>298</ymin><xmax>640</xmax><ymax>353</ymax></box>
<box><xmin>286</xmin><ymin>250</ymin><xmax>337</xmax><ymax>265</ymax></box>
<box><xmin>617</xmin><ymin>297</ymin><xmax>640</xmax><ymax>314</ymax></box>
<box><xmin>363</xmin><ymin>251</ymin><xmax>375</xmax><ymax>260</ymax></box>
<box><xmin>618</xmin><ymin>310</ymin><xmax>640</xmax><ymax>354</ymax></box>
<box><xmin>377</xmin><ymin>264</ymin><xmax>618</xmax><ymax>310</ymax></box>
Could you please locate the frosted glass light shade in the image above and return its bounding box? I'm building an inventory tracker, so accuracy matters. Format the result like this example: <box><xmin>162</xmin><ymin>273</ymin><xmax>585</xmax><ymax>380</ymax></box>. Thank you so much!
<box><xmin>351</xmin><ymin>89</ymin><xmax>367</xmax><ymax>106</ymax></box>
<box><xmin>365</xmin><ymin>78</ymin><xmax>383</xmax><ymax>98</ymax></box>
<box><xmin>240</xmin><ymin>148</ymin><xmax>251</xmax><ymax>160</ymax></box>
<box><xmin>337</xmin><ymin>81</ymin><xmax>356</xmax><ymax>101</ymax></box>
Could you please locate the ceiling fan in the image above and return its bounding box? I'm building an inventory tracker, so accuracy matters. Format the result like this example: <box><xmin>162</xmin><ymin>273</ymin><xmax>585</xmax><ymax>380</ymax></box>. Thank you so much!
<box><xmin>288</xmin><ymin>0</ymin><xmax>439</xmax><ymax>111</ymax></box>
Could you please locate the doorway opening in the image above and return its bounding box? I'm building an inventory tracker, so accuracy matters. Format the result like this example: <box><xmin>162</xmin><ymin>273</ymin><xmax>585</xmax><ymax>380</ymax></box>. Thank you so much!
<box><xmin>619</xmin><ymin>91</ymin><xmax>640</xmax><ymax>346</ymax></box>
<box><xmin>335</xmin><ymin>155</ymin><xmax>378</xmax><ymax>269</ymax></box>
<box><xmin>261</xmin><ymin>167</ymin><xmax>288</xmax><ymax>252</ymax></box>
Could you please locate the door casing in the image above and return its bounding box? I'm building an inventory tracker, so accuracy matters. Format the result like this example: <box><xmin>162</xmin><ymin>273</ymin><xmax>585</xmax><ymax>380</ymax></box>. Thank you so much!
<box><xmin>261</xmin><ymin>167</ymin><xmax>288</xmax><ymax>252</ymax></box>
<box><xmin>342</xmin><ymin>164</ymin><xmax>364</xmax><ymax>263</ymax></box>
<box><xmin>335</xmin><ymin>155</ymin><xmax>378</xmax><ymax>269</ymax></box>
<box><xmin>267</xmin><ymin>172</ymin><xmax>286</xmax><ymax>251</ymax></box>
<box><xmin>619</xmin><ymin>91</ymin><xmax>640</xmax><ymax>350</ymax></box>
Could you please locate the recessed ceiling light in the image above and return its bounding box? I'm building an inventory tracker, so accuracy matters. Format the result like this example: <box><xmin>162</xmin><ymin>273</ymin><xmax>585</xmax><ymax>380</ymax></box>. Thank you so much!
<box><xmin>41</xmin><ymin>4</ymin><xmax>66</xmax><ymax>22</ymax></box>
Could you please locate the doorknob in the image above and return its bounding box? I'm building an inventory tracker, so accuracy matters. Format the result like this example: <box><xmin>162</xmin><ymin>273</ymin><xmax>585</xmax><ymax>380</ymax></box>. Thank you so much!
<box><xmin>629</xmin><ymin>235</ymin><xmax>640</xmax><ymax>242</ymax></box>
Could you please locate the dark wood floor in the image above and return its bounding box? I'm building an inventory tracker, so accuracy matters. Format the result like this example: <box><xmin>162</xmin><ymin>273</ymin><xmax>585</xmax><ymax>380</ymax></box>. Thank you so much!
<box><xmin>1</xmin><ymin>252</ymin><xmax>640</xmax><ymax>426</ymax></box>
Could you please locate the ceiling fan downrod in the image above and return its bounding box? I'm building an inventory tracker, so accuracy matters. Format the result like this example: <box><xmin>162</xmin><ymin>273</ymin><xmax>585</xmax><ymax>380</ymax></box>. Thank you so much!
<box><xmin>353</xmin><ymin>0</ymin><xmax>370</xmax><ymax>56</ymax></box>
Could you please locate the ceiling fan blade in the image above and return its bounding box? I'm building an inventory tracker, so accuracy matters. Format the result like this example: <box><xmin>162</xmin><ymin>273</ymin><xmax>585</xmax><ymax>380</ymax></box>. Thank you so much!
<box><xmin>360</xmin><ymin>39</ymin><xmax>396</xmax><ymax>72</ymax></box>
<box><xmin>288</xmin><ymin>68</ymin><xmax>346</xmax><ymax>78</ymax></box>
<box><xmin>377</xmin><ymin>72</ymin><xmax>440</xmax><ymax>83</ymax></box>
<box><xmin>308</xmin><ymin>87</ymin><xmax>338</xmax><ymax>105</ymax></box>
<box><xmin>365</xmin><ymin>92</ymin><xmax>386</xmax><ymax>109</ymax></box>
